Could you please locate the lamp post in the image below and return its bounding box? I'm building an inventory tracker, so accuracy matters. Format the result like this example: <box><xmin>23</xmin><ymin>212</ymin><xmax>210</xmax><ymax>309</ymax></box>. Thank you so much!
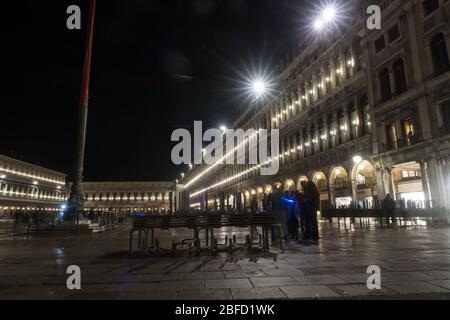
<box><xmin>67</xmin><ymin>0</ymin><xmax>97</xmax><ymax>224</ymax></box>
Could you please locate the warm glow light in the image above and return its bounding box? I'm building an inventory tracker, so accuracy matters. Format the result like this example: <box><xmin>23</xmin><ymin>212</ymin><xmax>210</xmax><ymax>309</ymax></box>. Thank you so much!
<box><xmin>353</xmin><ymin>155</ymin><xmax>362</xmax><ymax>164</ymax></box>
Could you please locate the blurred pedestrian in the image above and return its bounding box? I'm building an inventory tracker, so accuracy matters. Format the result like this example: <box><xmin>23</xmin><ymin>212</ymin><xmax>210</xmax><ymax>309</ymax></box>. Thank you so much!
<box><xmin>303</xmin><ymin>181</ymin><xmax>320</xmax><ymax>241</ymax></box>
<box><xmin>382</xmin><ymin>193</ymin><xmax>397</xmax><ymax>227</ymax></box>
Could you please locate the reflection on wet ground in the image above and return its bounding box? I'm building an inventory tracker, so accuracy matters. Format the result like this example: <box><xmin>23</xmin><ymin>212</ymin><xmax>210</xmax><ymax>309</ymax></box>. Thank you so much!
<box><xmin>1</xmin><ymin>224</ymin><xmax>450</xmax><ymax>299</ymax></box>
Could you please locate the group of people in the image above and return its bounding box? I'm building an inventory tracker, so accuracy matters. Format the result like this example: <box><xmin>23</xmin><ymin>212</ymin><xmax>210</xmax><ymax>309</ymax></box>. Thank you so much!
<box><xmin>265</xmin><ymin>181</ymin><xmax>320</xmax><ymax>242</ymax></box>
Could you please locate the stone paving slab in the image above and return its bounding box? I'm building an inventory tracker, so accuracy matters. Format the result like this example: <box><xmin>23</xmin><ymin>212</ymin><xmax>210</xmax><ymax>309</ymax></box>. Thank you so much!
<box><xmin>176</xmin><ymin>289</ymin><xmax>232</xmax><ymax>300</ymax></box>
<box><xmin>205</xmin><ymin>278</ymin><xmax>253</xmax><ymax>289</ymax></box>
<box><xmin>250</xmin><ymin>276</ymin><xmax>297</xmax><ymax>287</ymax></box>
<box><xmin>280</xmin><ymin>285</ymin><xmax>341</xmax><ymax>299</ymax></box>
<box><xmin>231</xmin><ymin>287</ymin><xmax>287</xmax><ymax>299</ymax></box>
<box><xmin>383</xmin><ymin>281</ymin><xmax>450</xmax><ymax>294</ymax></box>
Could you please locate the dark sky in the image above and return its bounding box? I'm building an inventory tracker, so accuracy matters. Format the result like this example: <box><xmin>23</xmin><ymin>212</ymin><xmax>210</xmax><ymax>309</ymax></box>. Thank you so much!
<box><xmin>3</xmin><ymin>0</ymin><xmax>308</xmax><ymax>182</ymax></box>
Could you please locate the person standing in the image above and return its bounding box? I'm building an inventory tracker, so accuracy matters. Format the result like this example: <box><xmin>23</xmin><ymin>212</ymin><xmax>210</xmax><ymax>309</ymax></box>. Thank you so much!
<box><xmin>294</xmin><ymin>190</ymin><xmax>306</xmax><ymax>236</ymax></box>
<box><xmin>382</xmin><ymin>193</ymin><xmax>397</xmax><ymax>227</ymax></box>
<box><xmin>303</xmin><ymin>181</ymin><xmax>320</xmax><ymax>242</ymax></box>
<box><xmin>268</xmin><ymin>186</ymin><xmax>288</xmax><ymax>241</ymax></box>
<box><xmin>284</xmin><ymin>191</ymin><xmax>299</xmax><ymax>240</ymax></box>
<box><xmin>262</xmin><ymin>193</ymin><xmax>269</xmax><ymax>212</ymax></box>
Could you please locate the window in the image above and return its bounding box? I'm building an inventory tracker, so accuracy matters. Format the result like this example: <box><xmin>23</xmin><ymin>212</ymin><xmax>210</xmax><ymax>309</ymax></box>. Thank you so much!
<box><xmin>388</xmin><ymin>24</ymin><xmax>400</xmax><ymax>43</ymax></box>
<box><xmin>356</xmin><ymin>174</ymin><xmax>366</xmax><ymax>185</ymax></box>
<box><xmin>423</xmin><ymin>0</ymin><xmax>439</xmax><ymax>16</ymax></box>
<box><xmin>379</xmin><ymin>68</ymin><xmax>392</xmax><ymax>101</ymax></box>
<box><xmin>375</xmin><ymin>36</ymin><xmax>386</xmax><ymax>53</ymax></box>
<box><xmin>338</xmin><ymin>109</ymin><xmax>346</xmax><ymax>144</ymax></box>
<box><xmin>359</xmin><ymin>95</ymin><xmax>371</xmax><ymax>135</ymax></box>
<box><xmin>401</xmin><ymin>170</ymin><xmax>421</xmax><ymax>179</ymax></box>
<box><xmin>430</xmin><ymin>33</ymin><xmax>450</xmax><ymax>76</ymax></box>
<box><xmin>393</xmin><ymin>59</ymin><xmax>407</xmax><ymax>95</ymax></box>
<box><xmin>386</xmin><ymin>123</ymin><xmax>398</xmax><ymax>148</ymax></box>
<box><xmin>402</xmin><ymin>117</ymin><xmax>416</xmax><ymax>145</ymax></box>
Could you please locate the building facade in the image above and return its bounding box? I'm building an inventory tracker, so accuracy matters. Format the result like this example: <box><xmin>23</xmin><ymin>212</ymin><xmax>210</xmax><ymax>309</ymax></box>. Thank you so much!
<box><xmin>0</xmin><ymin>154</ymin><xmax>177</xmax><ymax>218</ymax></box>
<box><xmin>0</xmin><ymin>155</ymin><xmax>69</xmax><ymax>218</ymax></box>
<box><xmin>81</xmin><ymin>181</ymin><xmax>176</xmax><ymax>214</ymax></box>
<box><xmin>182</xmin><ymin>0</ymin><xmax>450</xmax><ymax>218</ymax></box>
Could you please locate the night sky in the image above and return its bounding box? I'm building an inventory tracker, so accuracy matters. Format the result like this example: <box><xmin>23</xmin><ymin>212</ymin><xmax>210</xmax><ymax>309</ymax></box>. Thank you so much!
<box><xmin>3</xmin><ymin>0</ymin><xmax>309</xmax><ymax>182</ymax></box>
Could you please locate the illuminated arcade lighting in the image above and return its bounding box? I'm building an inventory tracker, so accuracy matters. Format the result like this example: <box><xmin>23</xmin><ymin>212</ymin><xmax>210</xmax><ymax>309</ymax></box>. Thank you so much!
<box><xmin>353</xmin><ymin>155</ymin><xmax>362</xmax><ymax>164</ymax></box>
<box><xmin>0</xmin><ymin>174</ymin><xmax>5</xmax><ymax>179</ymax></box>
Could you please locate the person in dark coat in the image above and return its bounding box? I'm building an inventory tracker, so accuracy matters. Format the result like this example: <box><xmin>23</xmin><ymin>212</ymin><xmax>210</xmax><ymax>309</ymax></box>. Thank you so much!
<box><xmin>382</xmin><ymin>193</ymin><xmax>397</xmax><ymax>226</ymax></box>
<box><xmin>284</xmin><ymin>191</ymin><xmax>299</xmax><ymax>240</ymax></box>
<box><xmin>294</xmin><ymin>190</ymin><xmax>306</xmax><ymax>236</ymax></box>
<box><xmin>262</xmin><ymin>193</ymin><xmax>269</xmax><ymax>212</ymax></box>
<box><xmin>268</xmin><ymin>186</ymin><xmax>287</xmax><ymax>240</ymax></box>
<box><xmin>303</xmin><ymin>181</ymin><xmax>320</xmax><ymax>241</ymax></box>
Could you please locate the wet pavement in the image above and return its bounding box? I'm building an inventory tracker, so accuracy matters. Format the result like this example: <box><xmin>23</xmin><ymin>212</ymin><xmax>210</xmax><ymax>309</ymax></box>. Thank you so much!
<box><xmin>1</xmin><ymin>224</ymin><xmax>450</xmax><ymax>300</ymax></box>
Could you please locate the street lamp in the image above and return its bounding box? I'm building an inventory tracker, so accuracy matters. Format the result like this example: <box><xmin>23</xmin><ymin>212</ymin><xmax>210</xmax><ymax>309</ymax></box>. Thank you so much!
<box><xmin>312</xmin><ymin>4</ymin><xmax>339</xmax><ymax>32</ymax></box>
<box><xmin>322</xmin><ymin>5</ymin><xmax>337</xmax><ymax>22</ymax></box>
<box><xmin>252</xmin><ymin>80</ymin><xmax>266</xmax><ymax>97</ymax></box>
<box><xmin>314</xmin><ymin>19</ymin><xmax>324</xmax><ymax>31</ymax></box>
<box><xmin>353</xmin><ymin>155</ymin><xmax>362</xmax><ymax>164</ymax></box>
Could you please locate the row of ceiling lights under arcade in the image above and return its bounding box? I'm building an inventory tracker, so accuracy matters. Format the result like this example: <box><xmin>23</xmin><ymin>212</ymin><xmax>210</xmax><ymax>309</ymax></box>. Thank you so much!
<box><xmin>271</xmin><ymin>61</ymin><xmax>356</xmax><ymax>123</ymax></box>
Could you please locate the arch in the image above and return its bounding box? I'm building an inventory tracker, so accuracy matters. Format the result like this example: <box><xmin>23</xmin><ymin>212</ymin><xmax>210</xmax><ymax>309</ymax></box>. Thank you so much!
<box><xmin>329</xmin><ymin>165</ymin><xmax>352</xmax><ymax>207</ymax></box>
<box><xmin>430</xmin><ymin>32</ymin><xmax>450</xmax><ymax>76</ymax></box>
<box><xmin>312</xmin><ymin>170</ymin><xmax>330</xmax><ymax>207</ymax></box>
<box><xmin>284</xmin><ymin>178</ymin><xmax>296</xmax><ymax>192</ymax></box>
<box><xmin>297</xmin><ymin>175</ymin><xmax>309</xmax><ymax>191</ymax></box>
<box><xmin>264</xmin><ymin>185</ymin><xmax>273</xmax><ymax>194</ymax></box>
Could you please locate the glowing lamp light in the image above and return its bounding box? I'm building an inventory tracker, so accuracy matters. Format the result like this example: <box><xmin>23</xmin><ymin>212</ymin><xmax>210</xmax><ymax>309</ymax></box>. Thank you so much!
<box><xmin>252</xmin><ymin>80</ymin><xmax>266</xmax><ymax>97</ymax></box>
<box><xmin>322</xmin><ymin>5</ymin><xmax>336</xmax><ymax>22</ymax></box>
<box><xmin>353</xmin><ymin>155</ymin><xmax>362</xmax><ymax>164</ymax></box>
<box><xmin>220</xmin><ymin>125</ymin><xmax>227</xmax><ymax>132</ymax></box>
<box><xmin>314</xmin><ymin>19</ymin><xmax>324</xmax><ymax>31</ymax></box>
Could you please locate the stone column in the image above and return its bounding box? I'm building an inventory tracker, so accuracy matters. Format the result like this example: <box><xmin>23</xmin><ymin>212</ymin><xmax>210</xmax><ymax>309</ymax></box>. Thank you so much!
<box><xmin>323</xmin><ymin>114</ymin><xmax>329</xmax><ymax>150</ymax></box>
<box><xmin>427</xmin><ymin>159</ymin><xmax>446</xmax><ymax>208</ymax></box>
<box><xmin>419</xmin><ymin>161</ymin><xmax>431</xmax><ymax>203</ymax></box>
<box><xmin>333</xmin><ymin>110</ymin><xmax>338</xmax><ymax>147</ymax></box>
<box><xmin>343</xmin><ymin>105</ymin><xmax>350</xmax><ymax>142</ymax></box>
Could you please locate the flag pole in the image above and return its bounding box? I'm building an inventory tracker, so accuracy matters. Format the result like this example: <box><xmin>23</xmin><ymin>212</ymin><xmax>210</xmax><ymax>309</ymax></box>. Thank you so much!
<box><xmin>67</xmin><ymin>0</ymin><xmax>96</xmax><ymax>224</ymax></box>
